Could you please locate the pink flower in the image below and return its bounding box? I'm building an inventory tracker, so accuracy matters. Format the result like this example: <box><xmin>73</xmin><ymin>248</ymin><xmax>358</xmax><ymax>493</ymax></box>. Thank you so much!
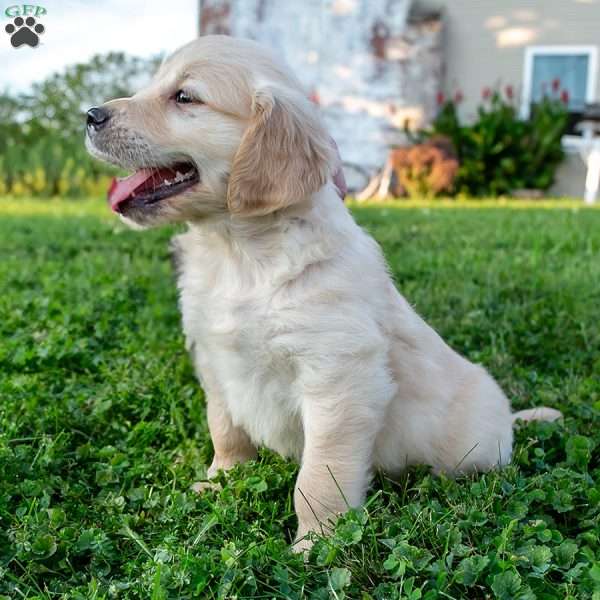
<box><xmin>482</xmin><ymin>87</ymin><xmax>492</xmax><ymax>100</ymax></box>
<box><xmin>309</xmin><ymin>90</ymin><xmax>320</xmax><ymax>105</ymax></box>
<box><xmin>560</xmin><ymin>89</ymin><xmax>570</xmax><ymax>104</ymax></box>
<box><xmin>552</xmin><ymin>78</ymin><xmax>560</xmax><ymax>92</ymax></box>
<box><xmin>436</xmin><ymin>91</ymin><xmax>445</xmax><ymax>106</ymax></box>
<box><xmin>454</xmin><ymin>90</ymin><xmax>464</xmax><ymax>104</ymax></box>
<box><xmin>505</xmin><ymin>85</ymin><xmax>514</xmax><ymax>99</ymax></box>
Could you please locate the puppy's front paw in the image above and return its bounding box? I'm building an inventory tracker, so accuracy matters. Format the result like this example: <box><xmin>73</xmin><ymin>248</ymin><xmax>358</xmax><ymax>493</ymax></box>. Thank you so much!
<box><xmin>292</xmin><ymin>535</ymin><xmax>314</xmax><ymax>554</ymax></box>
<box><xmin>191</xmin><ymin>480</ymin><xmax>221</xmax><ymax>494</ymax></box>
<box><xmin>191</xmin><ymin>459</ymin><xmax>229</xmax><ymax>494</ymax></box>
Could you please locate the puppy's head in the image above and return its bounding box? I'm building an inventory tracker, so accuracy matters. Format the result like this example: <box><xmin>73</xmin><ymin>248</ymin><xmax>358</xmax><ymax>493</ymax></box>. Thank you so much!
<box><xmin>85</xmin><ymin>35</ymin><xmax>334</xmax><ymax>227</ymax></box>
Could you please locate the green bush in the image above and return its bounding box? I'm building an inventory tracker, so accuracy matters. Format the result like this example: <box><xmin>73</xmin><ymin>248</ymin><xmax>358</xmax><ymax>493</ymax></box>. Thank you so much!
<box><xmin>0</xmin><ymin>52</ymin><xmax>161</xmax><ymax>197</ymax></box>
<box><xmin>419</xmin><ymin>87</ymin><xmax>569</xmax><ymax>196</ymax></box>
<box><xmin>0</xmin><ymin>127</ymin><xmax>113</xmax><ymax>197</ymax></box>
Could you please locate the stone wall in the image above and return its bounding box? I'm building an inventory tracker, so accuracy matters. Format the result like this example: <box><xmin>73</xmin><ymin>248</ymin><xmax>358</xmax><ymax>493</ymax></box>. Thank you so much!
<box><xmin>199</xmin><ymin>0</ymin><xmax>443</xmax><ymax>177</ymax></box>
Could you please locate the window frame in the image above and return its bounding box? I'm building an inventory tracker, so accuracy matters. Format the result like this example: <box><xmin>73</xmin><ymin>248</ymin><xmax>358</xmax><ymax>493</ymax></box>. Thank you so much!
<box><xmin>520</xmin><ymin>45</ymin><xmax>598</xmax><ymax>121</ymax></box>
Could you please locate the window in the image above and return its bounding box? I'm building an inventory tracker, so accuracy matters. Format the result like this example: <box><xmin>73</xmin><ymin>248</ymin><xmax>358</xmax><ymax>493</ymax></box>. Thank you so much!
<box><xmin>521</xmin><ymin>46</ymin><xmax>598</xmax><ymax>135</ymax></box>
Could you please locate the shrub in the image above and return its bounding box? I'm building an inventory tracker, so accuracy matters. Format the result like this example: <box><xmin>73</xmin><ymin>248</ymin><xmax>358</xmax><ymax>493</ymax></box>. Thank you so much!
<box><xmin>390</xmin><ymin>136</ymin><xmax>458</xmax><ymax>198</ymax></box>
<box><xmin>0</xmin><ymin>131</ymin><xmax>115</xmax><ymax>197</ymax></box>
<box><xmin>0</xmin><ymin>52</ymin><xmax>160</xmax><ymax>198</ymax></box>
<box><xmin>417</xmin><ymin>85</ymin><xmax>569</xmax><ymax>196</ymax></box>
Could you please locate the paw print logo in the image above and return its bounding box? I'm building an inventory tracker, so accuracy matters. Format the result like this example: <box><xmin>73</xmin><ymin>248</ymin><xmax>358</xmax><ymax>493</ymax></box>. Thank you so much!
<box><xmin>5</xmin><ymin>16</ymin><xmax>45</xmax><ymax>48</ymax></box>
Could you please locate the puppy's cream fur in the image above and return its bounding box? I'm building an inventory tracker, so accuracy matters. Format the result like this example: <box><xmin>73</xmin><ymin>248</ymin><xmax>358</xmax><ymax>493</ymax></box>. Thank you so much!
<box><xmin>86</xmin><ymin>35</ymin><xmax>561</xmax><ymax>551</ymax></box>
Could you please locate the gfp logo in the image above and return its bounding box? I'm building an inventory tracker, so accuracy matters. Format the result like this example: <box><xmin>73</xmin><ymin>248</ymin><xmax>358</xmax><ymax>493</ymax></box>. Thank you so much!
<box><xmin>4</xmin><ymin>4</ymin><xmax>46</xmax><ymax>48</ymax></box>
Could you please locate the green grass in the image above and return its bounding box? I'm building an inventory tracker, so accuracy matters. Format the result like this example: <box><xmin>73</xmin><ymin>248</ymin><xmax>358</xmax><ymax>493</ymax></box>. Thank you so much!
<box><xmin>1</xmin><ymin>197</ymin><xmax>599</xmax><ymax>599</ymax></box>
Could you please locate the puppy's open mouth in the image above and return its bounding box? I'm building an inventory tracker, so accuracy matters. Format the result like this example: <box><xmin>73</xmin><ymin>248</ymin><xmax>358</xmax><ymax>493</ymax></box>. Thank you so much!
<box><xmin>108</xmin><ymin>162</ymin><xmax>200</xmax><ymax>213</ymax></box>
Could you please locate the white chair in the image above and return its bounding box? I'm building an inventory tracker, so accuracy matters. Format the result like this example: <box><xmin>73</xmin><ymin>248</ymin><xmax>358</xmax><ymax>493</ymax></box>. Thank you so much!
<box><xmin>575</xmin><ymin>119</ymin><xmax>600</xmax><ymax>204</ymax></box>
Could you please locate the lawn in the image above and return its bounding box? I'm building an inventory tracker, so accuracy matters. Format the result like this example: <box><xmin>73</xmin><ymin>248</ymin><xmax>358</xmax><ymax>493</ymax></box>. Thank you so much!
<box><xmin>1</xmin><ymin>198</ymin><xmax>599</xmax><ymax>599</ymax></box>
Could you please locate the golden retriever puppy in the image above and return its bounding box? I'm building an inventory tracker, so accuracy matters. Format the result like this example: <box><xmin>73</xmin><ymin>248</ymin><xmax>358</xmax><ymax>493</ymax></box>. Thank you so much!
<box><xmin>85</xmin><ymin>35</ymin><xmax>561</xmax><ymax>551</ymax></box>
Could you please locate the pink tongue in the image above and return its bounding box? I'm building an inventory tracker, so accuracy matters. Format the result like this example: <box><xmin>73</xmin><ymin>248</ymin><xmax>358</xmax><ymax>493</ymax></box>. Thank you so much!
<box><xmin>107</xmin><ymin>169</ymin><xmax>155</xmax><ymax>212</ymax></box>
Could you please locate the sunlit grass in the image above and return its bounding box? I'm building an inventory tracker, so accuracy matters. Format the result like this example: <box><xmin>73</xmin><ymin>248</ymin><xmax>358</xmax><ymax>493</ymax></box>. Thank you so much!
<box><xmin>1</xmin><ymin>195</ymin><xmax>597</xmax><ymax>220</ymax></box>
<box><xmin>1</xmin><ymin>196</ymin><xmax>599</xmax><ymax>598</ymax></box>
<box><xmin>348</xmin><ymin>197</ymin><xmax>597</xmax><ymax>210</ymax></box>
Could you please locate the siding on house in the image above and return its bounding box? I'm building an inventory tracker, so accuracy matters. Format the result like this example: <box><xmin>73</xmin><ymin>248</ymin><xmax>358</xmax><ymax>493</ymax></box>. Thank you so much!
<box><xmin>418</xmin><ymin>0</ymin><xmax>600</xmax><ymax>119</ymax></box>
<box><xmin>418</xmin><ymin>0</ymin><xmax>600</xmax><ymax>197</ymax></box>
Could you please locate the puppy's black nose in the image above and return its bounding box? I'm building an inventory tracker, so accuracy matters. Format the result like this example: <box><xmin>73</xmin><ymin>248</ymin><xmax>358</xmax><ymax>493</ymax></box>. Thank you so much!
<box><xmin>86</xmin><ymin>106</ymin><xmax>110</xmax><ymax>130</ymax></box>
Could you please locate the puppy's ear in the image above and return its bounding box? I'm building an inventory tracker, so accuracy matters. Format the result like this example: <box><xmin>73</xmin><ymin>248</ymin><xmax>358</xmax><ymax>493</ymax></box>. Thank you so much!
<box><xmin>227</xmin><ymin>85</ymin><xmax>333</xmax><ymax>216</ymax></box>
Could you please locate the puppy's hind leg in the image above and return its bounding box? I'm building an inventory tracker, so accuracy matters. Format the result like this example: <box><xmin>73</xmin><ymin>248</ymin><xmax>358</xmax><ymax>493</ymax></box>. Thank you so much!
<box><xmin>512</xmin><ymin>407</ymin><xmax>562</xmax><ymax>424</ymax></box>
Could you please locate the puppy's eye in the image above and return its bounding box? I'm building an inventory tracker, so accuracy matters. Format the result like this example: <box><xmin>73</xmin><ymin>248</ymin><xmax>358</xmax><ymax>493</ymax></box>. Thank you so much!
<box><xmin>174</xmin><ymin>90</ymin><xmax>197</xmax><ymax>104</ymax></box>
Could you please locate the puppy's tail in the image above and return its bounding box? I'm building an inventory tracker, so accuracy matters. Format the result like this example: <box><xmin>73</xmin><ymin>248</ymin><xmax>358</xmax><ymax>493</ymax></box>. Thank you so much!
<box><xmin>512</xmin><ymin>406</ymin><xmax>562</xmax><ymax>425</ymax></box>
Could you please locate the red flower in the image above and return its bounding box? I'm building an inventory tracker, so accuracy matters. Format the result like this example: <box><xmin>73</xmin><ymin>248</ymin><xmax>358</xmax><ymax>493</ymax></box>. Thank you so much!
<box><xmin>482</xmin><ymin>87</ymin><xmax>492</xmax><ymax>100</ymax></box>
<box><xmin>560</xmin><ymin>89</ymin><xmax>570</xmax><ymax>104</ymax></box>
<box><xmin>505</xmin><ymin>85</ymin><xmax>514</xmax><ymax>99</ymax></box>
<box><xmin>308</xmin><ymin>90</ymin><xmax>320</xmax><ymax>105</ymax></box>
<box><xmin>436</xmin><ymin>91</ymin><xmax>445</xmax><ymax>106</ymax></box>
<box><xmin>454</xmin><ymin>90</ymin><xmax>464</xmax><ymax>104</ymax></box>
<box><xmin>552</xmin><ymin>78</ymin><xmax>560</xmax><ymax>92</ymax></box>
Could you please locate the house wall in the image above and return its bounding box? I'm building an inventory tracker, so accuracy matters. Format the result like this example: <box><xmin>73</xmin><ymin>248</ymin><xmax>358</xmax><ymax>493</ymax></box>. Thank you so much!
<box><xmin>416</xmin><ymin>0</ymin><xmax>600</xmax><ymax>197</ymax></box>
<box><xmin>552</xmin><ymin>155</ymin><xmax>588</xmax><ymax>198</ymax></box>
<box><xmin>417</xmin><ymin>0</ymin><xmax>600</xmax><ymax>119</ymax></box>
